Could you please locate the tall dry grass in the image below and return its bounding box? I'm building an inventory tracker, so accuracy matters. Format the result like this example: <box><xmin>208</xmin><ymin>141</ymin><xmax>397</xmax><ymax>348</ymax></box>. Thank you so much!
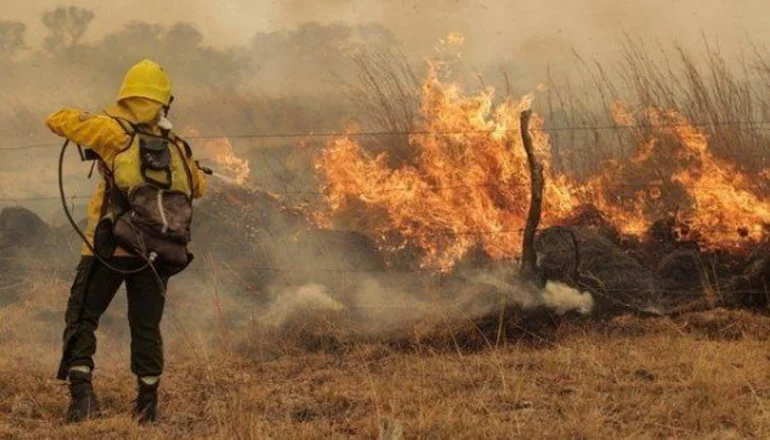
<box><xmin>540</xmin><ymin>37</ymin><xmax>770</xmax><ymax>177</ymax></box>
<box><xmin>343</xmin><ymin>40</ymin><xmax>770</xmax><ymax>180</ymax></box>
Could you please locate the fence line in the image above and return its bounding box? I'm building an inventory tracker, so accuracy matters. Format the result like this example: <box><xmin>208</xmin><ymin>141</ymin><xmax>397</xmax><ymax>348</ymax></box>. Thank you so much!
<box><xmin>2</xmin><ymin>180</ymin><xmax>768</xmax><ymax>203</ymax></box>
<box><xmin>4</xmin><ymin>119</ymin><xmax>770</xmax><ymax>152</ymax></box>
<box><xmin>1</xmin><ymin>123</ymin><xmax>767</xmax><ymax>252</ymax></box>
<box><xmin>0</xmin><ymin>195</ymin><xmax>91</xmax><ymax>203</ymax></box>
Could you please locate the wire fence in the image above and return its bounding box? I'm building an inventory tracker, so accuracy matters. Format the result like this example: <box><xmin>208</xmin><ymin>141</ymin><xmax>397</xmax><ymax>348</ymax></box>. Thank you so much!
<box><xmin>4</xmin><ymin>118</ymin><xmax>770</xmax><ymax>152</ymax></box>
<box><xmin>0</xmin><ymin>118</ymin><xmax>766</xmax><ymax>320</ymax></box>
<box><xmin>3</xmin><ymin>181</ymin><xmax>769</xmax><ymax>204</ymax></box>
<box><xmin>0</xmin><ymin>122</ymin><xmax>768</xmax><ymax>257</ymax></box>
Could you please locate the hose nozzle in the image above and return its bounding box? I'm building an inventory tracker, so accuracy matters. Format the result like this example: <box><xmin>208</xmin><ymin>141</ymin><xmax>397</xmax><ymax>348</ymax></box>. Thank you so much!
<box><xmin>195</xmin><ymin>160</ymin><xmax>214</xmax><ymax>175</ymax></box>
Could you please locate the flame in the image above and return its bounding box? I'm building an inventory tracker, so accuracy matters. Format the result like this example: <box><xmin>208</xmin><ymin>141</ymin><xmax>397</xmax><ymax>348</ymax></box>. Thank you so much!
<box><xmin>571</xmin><ymin>107</ymin><xmax>770</xmax><ymax>248</ymax></box>
<box><xmin>313</xmin><ymin>55</ymin><xmax>769</xmax><ymax>269</ymax></box>
<box><xmin>180</xmin><ymin>126</ymin><xmax>251</xmax><ymax>186</ymax></box>
<box><xmin>610</xmin><ymin>101</ymin><xmax>634</xmax><ymax>127</ymax></box>
<box><xmin>658</xmin><ymin>109</ymin><xmax>770</xmax><ymax>247</ymax></box>
<box><xmin>315</xmin><ymin>61</ymin><xmax>579</xmax><ymax>269</ymax></box>
<box><xmin>200</xmin><ymin>137</ymin><xmax>251</xmax><ymax>186</ymax></box>
<box><xmin>443</xmin><ymin>32</ymin><xmax>465</xmax><ymax>46</ymax></box>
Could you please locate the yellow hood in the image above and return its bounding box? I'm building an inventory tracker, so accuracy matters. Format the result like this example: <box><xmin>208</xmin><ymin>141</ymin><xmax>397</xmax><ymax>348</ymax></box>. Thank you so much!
<box><xmin>105</xmin><ymin>97</ymin><xmax>164</xmax><ymax>125</ymax></box>
<box><xmin>118</xmin><ymin>59</ymin><xmax>173</xmax><ymax>106</ymax></box>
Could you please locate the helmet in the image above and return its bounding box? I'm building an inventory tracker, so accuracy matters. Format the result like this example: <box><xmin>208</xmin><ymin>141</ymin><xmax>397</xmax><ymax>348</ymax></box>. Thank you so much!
<box><xmin>117</xmin><ymin>59</ymin><xmax>172</xmax><ymax>106</ymax></box>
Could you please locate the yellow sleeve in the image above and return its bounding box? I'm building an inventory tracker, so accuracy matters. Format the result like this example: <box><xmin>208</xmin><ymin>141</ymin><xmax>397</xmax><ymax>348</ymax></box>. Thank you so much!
<box><xmin>46</xmin><ymin>108</ymin><xmax>131</xmax><ymax>162</ymax></box>
<box><xmin>191</xmin><ymin>165</ymin><xmax>208</xmax><ymax>199</ymax></box>
<box><xmin>172</xmin><ymin>135</ymin><xmax>208</xmax><ymax>199</ymax></box>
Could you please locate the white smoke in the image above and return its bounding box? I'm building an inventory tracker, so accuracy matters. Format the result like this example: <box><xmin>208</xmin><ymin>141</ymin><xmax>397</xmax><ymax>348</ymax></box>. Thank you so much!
<box><xmin>259</xmin><ymin>283</ymin><xmax>346</xmax><ymax>327</ymax></box>
<box><xmin>257</xmin><ymin>271</ymin><xmax>594</xmax><ymax>333</ymax></box>
<box><xmin>467</xmin><ymin>270</ymin><xmax>595</xmax><ymax>316</ymax></box>
<box><xmin>542</xmin><ymin>281</ymin><xmax>594</xmax><ymax>315</ymax></box>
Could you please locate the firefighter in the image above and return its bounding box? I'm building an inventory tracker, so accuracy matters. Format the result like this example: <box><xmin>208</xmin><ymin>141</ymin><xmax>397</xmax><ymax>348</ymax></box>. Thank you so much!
<box><xmin>46</xmin><ymin>59</ymin><xmax>207</xmax><ymax>424</ymax></box>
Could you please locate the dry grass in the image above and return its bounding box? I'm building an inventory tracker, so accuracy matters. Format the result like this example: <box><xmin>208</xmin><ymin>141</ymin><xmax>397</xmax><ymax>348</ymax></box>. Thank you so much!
<box><xmin>3</xmin><ymin>273</ymin><xmax>770</xmax><ymax>439</ymax></box>
<box><xmin>540</xmin><ymin>38</ymin><xmax>770</xmax><ymax>178</ymax></box>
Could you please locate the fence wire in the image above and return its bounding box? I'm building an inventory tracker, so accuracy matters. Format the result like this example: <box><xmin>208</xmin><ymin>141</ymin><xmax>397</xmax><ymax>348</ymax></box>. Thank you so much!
<box><xmin>0</xmin><ymin>123</ymin><xmax>767</xmax><ymax>259</ymax></box>
<box><xmin>3</xmin><ymin>118</ymin><xmax>770</xmax><ymax>152</ymax></box>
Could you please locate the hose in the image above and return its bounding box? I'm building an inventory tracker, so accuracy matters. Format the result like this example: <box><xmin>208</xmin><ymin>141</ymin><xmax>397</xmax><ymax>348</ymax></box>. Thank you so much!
<box><xmin>57</xmin><ymin>140</ymin><xmax>166</xmax><ymax>380</ymax></box>
<box><xmin>58</xmin><ymin>139</ymin><xmax>151</xmax><ymax>276</ymax></box>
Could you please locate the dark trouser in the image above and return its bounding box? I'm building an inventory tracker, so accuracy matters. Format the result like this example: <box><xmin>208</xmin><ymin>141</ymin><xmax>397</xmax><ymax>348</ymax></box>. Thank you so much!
<box><xmin>58</xmin><ymin>256</ymin><xmax>168</xmax><ymax>380</ymax></box>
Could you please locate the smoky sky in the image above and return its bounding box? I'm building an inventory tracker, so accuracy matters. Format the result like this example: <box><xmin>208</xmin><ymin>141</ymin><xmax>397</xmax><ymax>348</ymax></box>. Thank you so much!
<box><xmin>6</xmin><ymin>0</ymin><xmax>769</xmax><ymax>65</ymax></box>
<box><xmin>2</xmin><ymin>0</ymin><xmax>768</xmax><ymax>220</ymax></box>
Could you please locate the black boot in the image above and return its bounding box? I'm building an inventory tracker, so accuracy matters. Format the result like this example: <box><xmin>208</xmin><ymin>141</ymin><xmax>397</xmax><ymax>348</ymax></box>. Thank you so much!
<box><xmin>66</xmin><ymin>369</ymin><xmax>99</xmax><ymax>423</ymax></box>
<box><xmin>133</xmin><ymin>377</ymin><xmax>159</xmax><ymax>424</ymax></box>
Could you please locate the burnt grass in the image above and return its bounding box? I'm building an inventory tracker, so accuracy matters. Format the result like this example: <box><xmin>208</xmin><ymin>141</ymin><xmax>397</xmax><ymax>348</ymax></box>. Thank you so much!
<box><xmin>3</xmin><ymin>204</ymin><xmax>770</xmax><ymax>438</ymax></box>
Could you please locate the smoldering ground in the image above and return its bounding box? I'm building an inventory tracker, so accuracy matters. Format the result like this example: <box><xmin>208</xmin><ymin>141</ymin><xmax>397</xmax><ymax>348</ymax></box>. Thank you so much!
<box><xmin>248</xmin><ymin>272</ymin><xmax>593</xmax><ymax>333</ymax></box>
<box><xmin>0</xmin><ymin>170</ymin><xmax>595</xmax><ymax>373</ymax></box>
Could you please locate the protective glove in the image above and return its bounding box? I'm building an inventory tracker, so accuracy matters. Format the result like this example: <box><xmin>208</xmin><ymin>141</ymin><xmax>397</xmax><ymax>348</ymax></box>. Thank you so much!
<box><xmin>45</xmin><ymin>110</ymin><xmax>68</xmax><ymax>136</ymax></box>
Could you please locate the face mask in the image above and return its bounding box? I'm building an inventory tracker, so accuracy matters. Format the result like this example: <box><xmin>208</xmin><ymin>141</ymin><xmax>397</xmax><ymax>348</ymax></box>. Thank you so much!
<box><xmin>157</xmin><ymin>114</ymin><xmax>173</xmax><ymax>131</ymax></box>
<box><xmin>157</xmin><ymin>96</ymin><xmax>175</xmax><ymax>131</ymax></box>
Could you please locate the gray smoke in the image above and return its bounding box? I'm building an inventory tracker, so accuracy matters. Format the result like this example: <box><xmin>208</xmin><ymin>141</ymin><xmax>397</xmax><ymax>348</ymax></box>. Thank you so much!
<box><xmin>254</xmin><ymin>269</ymin><xmax>594</xmax><ymax>332</ymax></box>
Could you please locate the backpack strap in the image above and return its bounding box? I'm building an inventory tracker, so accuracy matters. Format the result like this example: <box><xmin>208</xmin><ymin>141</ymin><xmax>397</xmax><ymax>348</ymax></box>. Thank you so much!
<box><xmin>170</xmin><ymin>135</ymin><xmax>195</xmax><ymax>199</ymax></box>
<box><xmin>176</xmin><ymin>135</ymin><xmax>193</xmax><ymax>159</ymax></box>
<box><xmin>107</xmin><ymin>116</ymin><xmax>139</xmax><ymax>213</ymax></box>
<box><xmin>107</xmin><ymin>117</ymin><xmax>195</xmax><ymax>198</ymax></box>
<box><xmin>112</xmin><ymin>116</ymin><xmax>133</xmax><ymax>135</ymax></box>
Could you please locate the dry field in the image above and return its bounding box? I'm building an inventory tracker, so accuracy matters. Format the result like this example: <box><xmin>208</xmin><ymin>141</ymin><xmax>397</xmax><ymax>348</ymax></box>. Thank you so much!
<box><xmin>2</xmin><ymin>274</ymin><xmax>770</xmax><ymax>439</ymax></box>
<box><xmin>2</xmin><ymin>30</ymin><xmax>770</xmax><ymax>440</ymax></box>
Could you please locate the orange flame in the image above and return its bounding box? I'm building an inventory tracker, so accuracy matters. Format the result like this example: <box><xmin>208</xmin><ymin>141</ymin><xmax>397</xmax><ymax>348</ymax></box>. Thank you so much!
<box><xmin>570</xmin><ymin>107</ymin><xmax>770</xmax><ymax>248</ymax></box>
<box><xmin>315</xmin><ymin>62</ymin><xmax>583</xmax><ymax>269</ymax></box>
<box><xmin>659</xmin><ymin>109</ymin><xmax>770</xmax><ymax>246</ymax></box>
<box><xmin>201</xmin><ymin>137</ymin><xmax>251</xmax><ymax>186</ymax></box>
<box><xmin>182</xmin><ymin>126</ymin><xmax>251</xmax><ymax>186</ymax></box>
<box><xmin>313</xmin><ymin>55</ymin><xmax>770</xmax><ymax>269</ymax></box>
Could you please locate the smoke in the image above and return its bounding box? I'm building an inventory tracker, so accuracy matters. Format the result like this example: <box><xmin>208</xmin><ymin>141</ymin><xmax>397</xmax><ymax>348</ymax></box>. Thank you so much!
<box><xmin>11</xmin><ymin>0</ymin><xmax>765</xmax><ymax>61</ymax></box>
<box><xmin>3</xmin><ymin>0</ymin><xmax>765</xmax><ymax>215</ymax></box>
<box><xmin>464</xmin><ymin>270</ymin><xmax>594</xmax><ymax>317</ymax></box>
<box><xmin>542</xmin><ymin>282</ymin><xmax>594</xmax><ymax>316</ymax></box>
<box><xmin>253</xmin><ymin>268</ymin><xmax>594</xmax><ymax>333</ymax></box>
<box><xmin>259</xmin><ymin>283</ymin><xmax>346</xmax><ymax>327</ymax></box>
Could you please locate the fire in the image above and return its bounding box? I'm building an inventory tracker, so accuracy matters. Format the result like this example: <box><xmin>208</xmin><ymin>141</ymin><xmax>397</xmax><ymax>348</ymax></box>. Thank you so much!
<box><xmin>660</xmin><ymin>109</ymin><xmax>770</xmax><ymax>247</ymax></box>
<box><xmin>181</xmin><ymin>127</ymin><xmax>251</xmax><ymax>186</ymax></box>
<box><xmin>573</xmin><ymin>107</ymin><xmax>770</xmax><ymax>248</ymax></box>
<box><xmin>443</xmin><ymin>32</ymin><xmax>465</xmax><ymax>46</ymax></box>
<box><xmin>199</xmin><ymin>137</ymin><xmax>251</xmax><ymax>186</ymax></box>
<box><xmin>315</xmin><ymin>61</ymin><xmax>579</xmax><ymax>269</ymax></box>
<box><xmin>313</xmin><ymin>56</ymin><xmax>769</xmax><ymax>269</ymax></box>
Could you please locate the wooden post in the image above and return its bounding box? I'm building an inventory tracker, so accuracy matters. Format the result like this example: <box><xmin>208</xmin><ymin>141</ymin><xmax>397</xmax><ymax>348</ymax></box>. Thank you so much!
<box><xmin>519</xmin><ymin>110</ymin><xmax>544</xmax><ymax>282</ymax></box>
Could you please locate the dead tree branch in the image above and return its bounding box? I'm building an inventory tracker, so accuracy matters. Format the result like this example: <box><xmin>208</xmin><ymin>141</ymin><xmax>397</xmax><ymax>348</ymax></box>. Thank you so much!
<box><xmin>519</xmin><ymin>110</ymin><xmax>544</xmax><ymax>282</ymax></box>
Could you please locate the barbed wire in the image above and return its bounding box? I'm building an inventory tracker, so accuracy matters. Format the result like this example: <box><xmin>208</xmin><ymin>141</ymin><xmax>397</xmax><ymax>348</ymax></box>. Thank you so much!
<box><xmin>1</xmin><ymin>124</ymin><xmax>768</xmax><ymax>253</ymax></box>
<box><xmin>3</xmin><ymin>119</ymin><xmax>770</xmax><ymax>152</ymax></box>
<box><xmin>0</xmin><ymin>195</ymin><xmax>91</xmax><ymax>203</ymax></box>
<box><xmin>2</xmin><ymin>180</ymin><xmax>770</xmax><ymax>204</ymax></box>
<box><xmin>181</xmin><ymin>119</ymin><xmax>770</xmax><ymax>141</ymax></box>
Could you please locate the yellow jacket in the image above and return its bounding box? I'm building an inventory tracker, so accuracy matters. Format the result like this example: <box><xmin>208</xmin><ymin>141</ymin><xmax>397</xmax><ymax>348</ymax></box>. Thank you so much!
<box><xmin>46</xmin><ymin>102</ymin><xmax>207</xmax><ymax>256</ymax></box>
